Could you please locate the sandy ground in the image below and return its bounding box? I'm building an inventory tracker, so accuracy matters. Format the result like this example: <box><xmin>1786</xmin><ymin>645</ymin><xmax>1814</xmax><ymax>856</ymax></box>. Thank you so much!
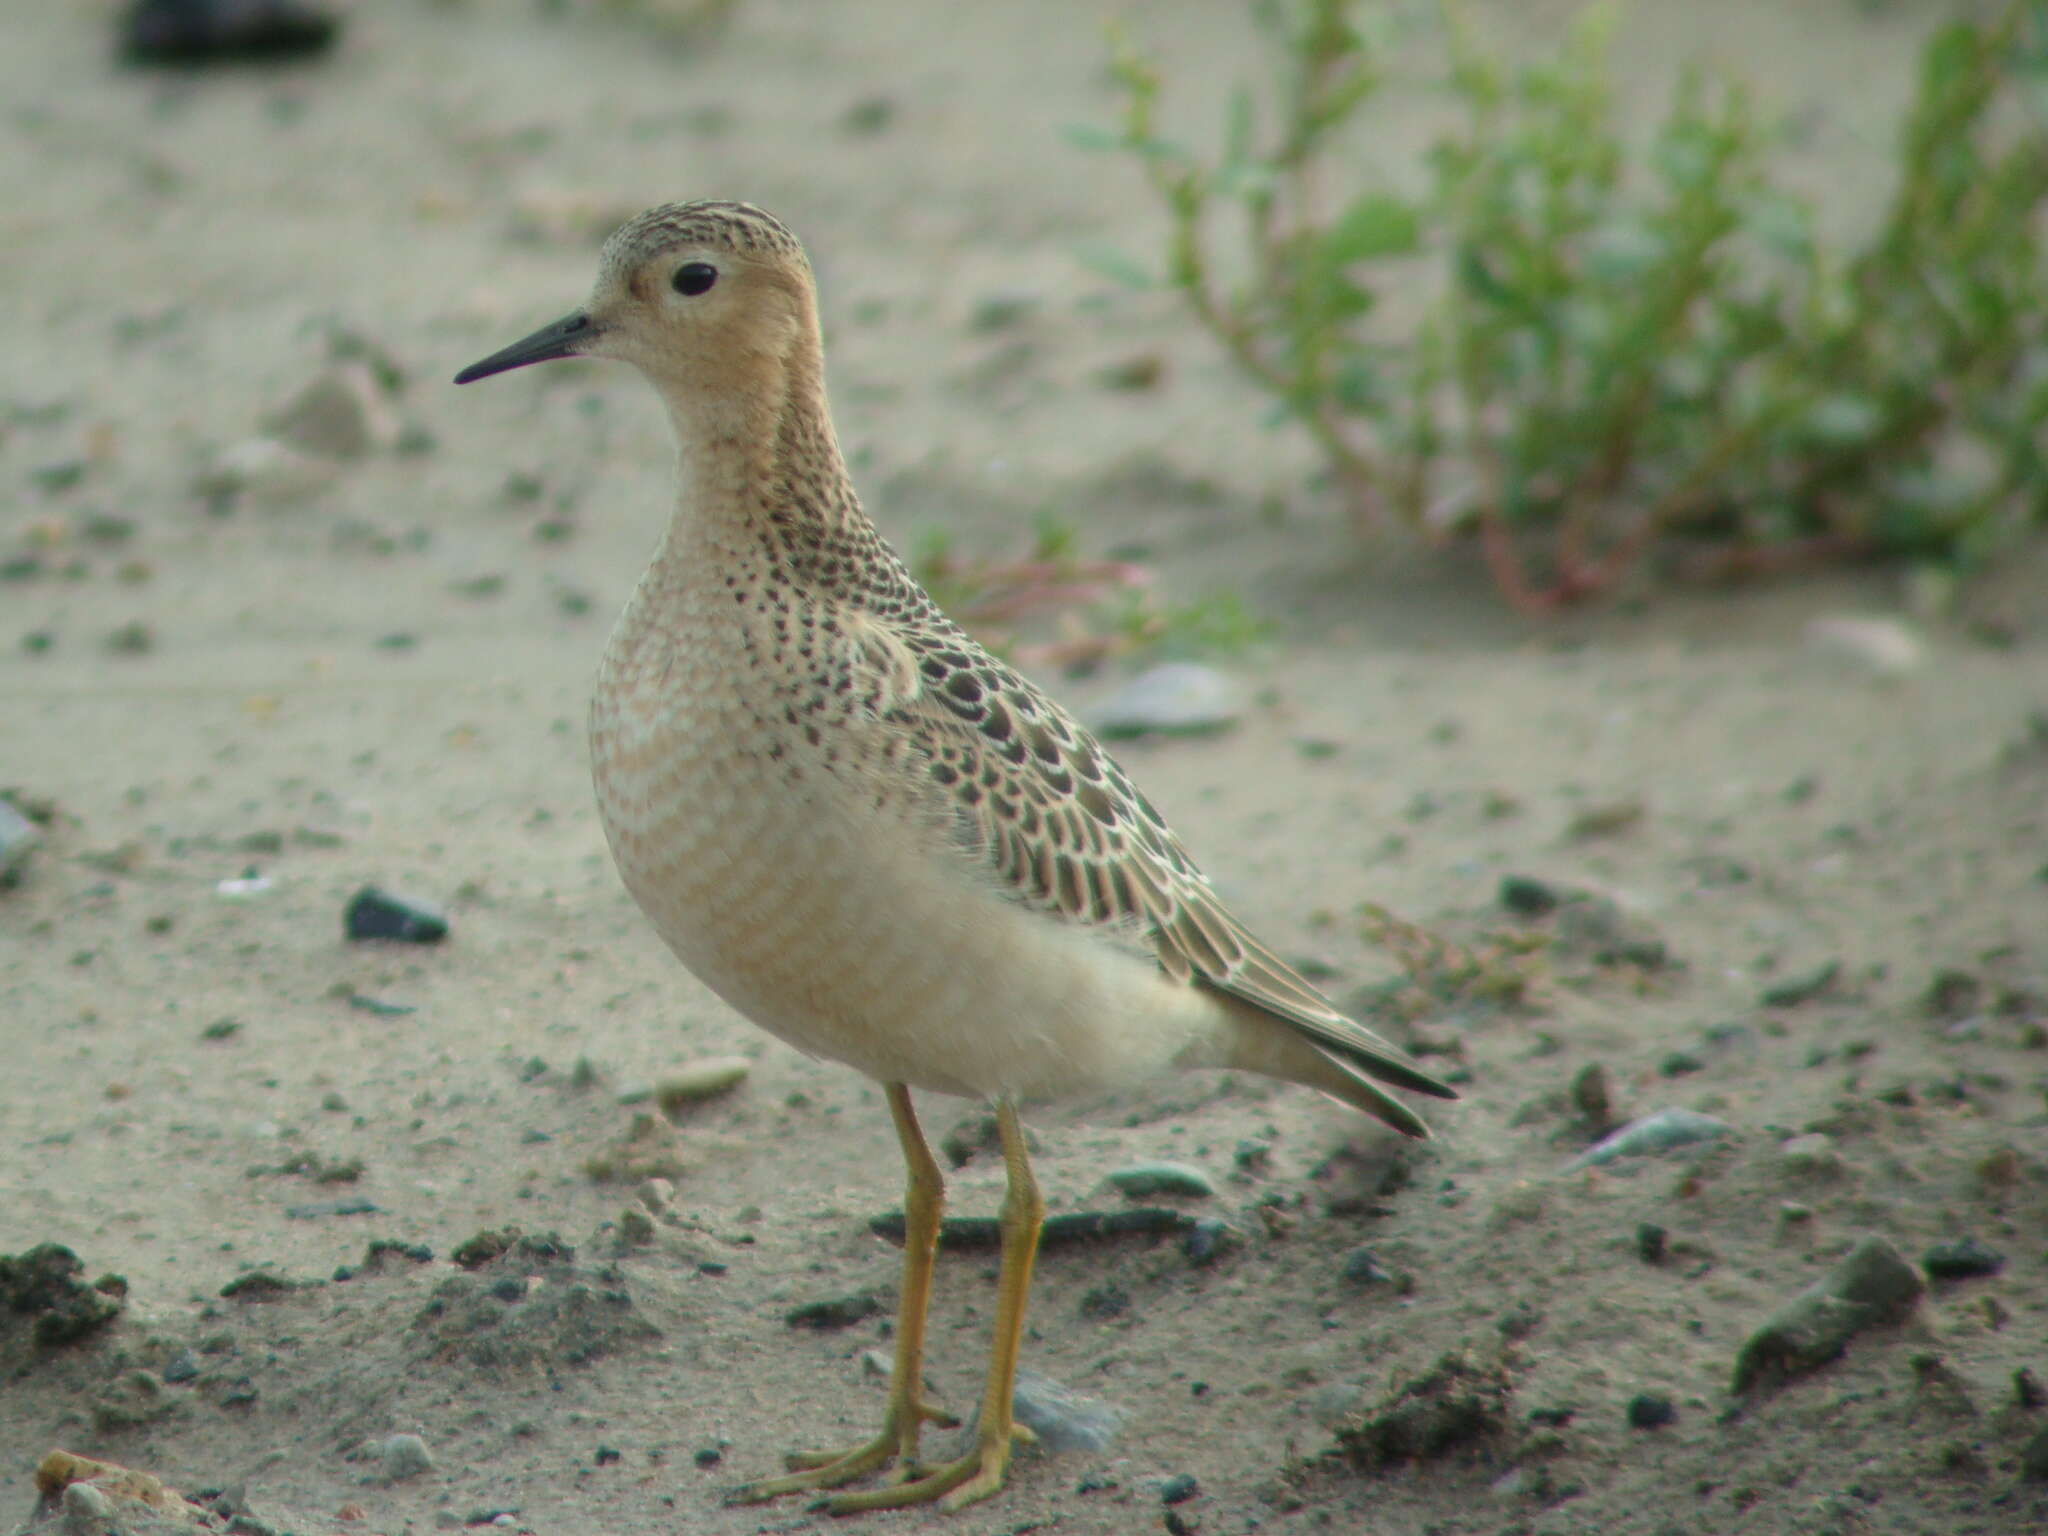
<box><xmin>4</xmin><ymin>2</ymin><xmax>2046</xmax><ymax>1534</ymax></box>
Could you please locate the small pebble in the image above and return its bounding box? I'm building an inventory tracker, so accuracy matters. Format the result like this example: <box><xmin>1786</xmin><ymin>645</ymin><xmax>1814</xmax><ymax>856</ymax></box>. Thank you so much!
<box><xmin>120</xmin><ymin>0</ymin><xmax>342</xmax><ymax>64</ymax></box>
<box><xmin>1625</xmin><ymin>1393</ymin><xmax>1676</xmax><ymax>1429</ymax></box>
<box><xmin>0</xmin><ymin>799</ymin><xmax>41</xmax><ymax>886</ymax></box>
<box><xmin>1340</xmin><ymin>1248</ymin><xmax>1390</xmax><ymax>1286</ymax></box>
<box><xmin>1805</xmin><ymin>614</ymin><xmax>1924</xmax><ymax>678</ymax></box>
<box><xmin>970</xmin><ymin>290</ymin><xmax>1040</xmax><ymax>333</ymax></box>
<box><xmin>260</xmin><ymin>364</ymin><xmax>401</xmax><ymax>461</ymax></box>
<box><xmin>1635</xmin><ymin>1223</ymin><xmax>1667</xmax><ymax>1266</ymax></box>
<box><xmin>1091</xmin><ymin>663</ymin><xmax>1241</xmax><ymax>740</ymax></box>
<box><xmin>1102</xmin><ymin>1160</ymin><xmax>1215</xmax><ymax>1200</ymax></box>
<box><xmin>1563</xmin><ymin>1108</ymin><xmax>1733</xmax><ymax>1171</ymax></box>
<box><xmin>653</xmin><ymin>1055</ymin><xmax>750</xmax><ymax>1109</ymax></box>
<box><xmin>1569</xmin><ymin>1062</ymin><xmax>1612</xmax><ymax>1127</ymax></box>
<box><xmin>1777</xmin><ymin>1132</ymin><xmax>1842</xmax><ymax>1177</ymax></box>
<box><xmin>378</xmin><ymin>1433</ymin><xmax>433</xmax><ymax>1483</ymax></box>
<box><xmin>1498</xmin><ymin>874</ymin><xmax>1560</xmax><ymax>916</ymax></box>
<box><xmin>345</xmin><ymin>886</ymin><xmax>448</xmax><ymax>943</ymax></box>
<box><xmin>1922</xmin><ymin>1237</ymin><xmax>2005</xmax><ymax>1281</ymax></box>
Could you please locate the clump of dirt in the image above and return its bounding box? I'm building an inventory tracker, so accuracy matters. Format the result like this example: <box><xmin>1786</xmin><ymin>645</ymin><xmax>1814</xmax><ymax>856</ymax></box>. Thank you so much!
<box><xmin>1332</xmin><ymin>1349</ymin><xmax>1518</xmax><ymax>1470</ymax></box>
<box><xmin>0</xmin><ymin>1246</ymin><xmax>126</xmax><ymax>1349</ymax></box>
<box><xmin>412</xmin><ymin>1229</ymin><xmax>660</xmax><ymax>1369</ymax></box>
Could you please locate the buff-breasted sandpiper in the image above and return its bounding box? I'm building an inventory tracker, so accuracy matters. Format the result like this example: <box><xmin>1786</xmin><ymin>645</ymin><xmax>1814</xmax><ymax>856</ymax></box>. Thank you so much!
<box><xmin>455</xmin><ymin>200</ymin><xmax>1455</xmax><ymax>1514</ymax></box>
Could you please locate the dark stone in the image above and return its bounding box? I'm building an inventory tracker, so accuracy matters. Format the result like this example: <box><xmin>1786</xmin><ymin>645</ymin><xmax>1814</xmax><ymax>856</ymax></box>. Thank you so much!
<box><xmin>1626</xmin><ymin>1393</ymin><xmax>1677</xmax><ymax>1429</ymax></box>
<box><xmin>0</xmin><ymin>1244</ymin><xmax>126</xmax><ymax>1345</ymax></box>
<box><xmin>1159</xmin><ymin>1472</ymin><xmax>1200</xmax><ymax>1505</ymax></box>
<box><xmin>694</xmin><ymin>1446</ymin><xmax>723</xmax><ymax>1467</ymax></box>
<box><xmin>1922</xmin><ymin>1237</ymin><xmax>2005</xmax><ymax>1281</ymax></box>
<box><xmin>120</xmin><ymin>0</ymin><xmax>341</xmax><ymax>65</ymax></box>
<box><xmin>1636</xmin><ymin>1223</ymin><xmax>1668</xmax><ymax>1266</ymax></box>
<box><xmin>345</xmin><ymin>886</ymin><xmax>448</xmax><ymax>943</ymax></box>
<box><xmin>784</xmin><ymin>1293</ymin><xmax>881</xmax><ymax>1330</ymax></box>
<box><xmin>1335</xmin><ymin>1253</ymin><xmax>1384</xmax><ymax>1286</ymax></box>
<box><xmin>1498</xmin><ymin>875</ymin><xmax>1560</xmax><ymax>916</ymax></box>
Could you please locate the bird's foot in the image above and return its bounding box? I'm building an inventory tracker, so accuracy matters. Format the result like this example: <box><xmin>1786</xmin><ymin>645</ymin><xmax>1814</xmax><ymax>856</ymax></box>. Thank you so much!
<box><xmin>725</xmin><ymin>1400</ymin><xmax>957</xmax><ymax>1503</ymax></box>
<box><xmin>817</xmin><ymin>1428</ymin><xmax>1016</xmax><ymax>1516</ymax></box>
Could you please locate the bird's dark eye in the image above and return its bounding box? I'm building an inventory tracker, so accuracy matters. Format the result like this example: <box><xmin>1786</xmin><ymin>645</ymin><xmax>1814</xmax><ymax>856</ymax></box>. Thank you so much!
<box><xmin>672</xmin><ymin>262</ymin><xmax>718</xmax><ymax>297</ymax></box>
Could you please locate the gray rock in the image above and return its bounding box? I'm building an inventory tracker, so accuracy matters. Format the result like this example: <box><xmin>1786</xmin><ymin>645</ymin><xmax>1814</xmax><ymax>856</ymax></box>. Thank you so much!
<box><xmin>59</xmin><ymin>1482</ymin><xmax>116</xmax><ymax>1536</ymax></box>
<box><xmin>1563</xmin><ymin>1108</ymin><xmax>1733</xmax><ymax>1171</ymax></box>
<box><xmin>1009</xmin><ymin>1366</ymin><xmax>1125</xmax><ymax>1453</ymax></box>
<box><xmin>1102</xmin><ymin>1161</ymin><xmax>1216</xmax><ymax>1200</ymax></box>
<box><xmin>0</xmin><ymin>798</ymin><xmax>40</xmax><ymax>886</ymax></box>
<box><xmin>1091</xmin><ymin>663</ymin><xmax>1241</xmax><ymax>740</ymax></box>
<box><xmin>1340</xmin><ymin>1248</ymin><xmax>1391</xmax><ymax>1286</ymax></box>
<box><xmin>261</xmin><ymin>363</ymin><xmax>401</xmax><ymax>461</ymax></box>
<box><xmin>1922</xmin><ymin>1236</ymin><xmax>2004</xmax><ymax>1280</ymax></box>
<box><xmin>344</xmin><ymin>886</ymin><xmax>447</xmax><ymax>944</ymax></box>
<box><xmin>378</xmin><ymin>1432</ymin><xmax>434</xmax><ymax>1483</ymax></box>
<box><xmin>1732</xmin><ymin>1234</ymin><xmax>1924</xmax><ymax>1392</ymax></box>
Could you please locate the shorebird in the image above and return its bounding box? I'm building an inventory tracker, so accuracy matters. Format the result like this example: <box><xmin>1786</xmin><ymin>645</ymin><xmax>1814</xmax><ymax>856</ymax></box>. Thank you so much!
<box><xmin>454</xmin><ymin>200</ymin><xmax>1455</xmax><ymax>1514</ymax></box>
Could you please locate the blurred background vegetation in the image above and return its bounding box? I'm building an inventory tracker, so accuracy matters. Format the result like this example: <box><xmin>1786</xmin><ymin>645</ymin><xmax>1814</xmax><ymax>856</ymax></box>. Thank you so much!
<box><xmin>1073</xmin><ymin>0</ymin><xmax>2048</xmax><ymax>612</ymax></box>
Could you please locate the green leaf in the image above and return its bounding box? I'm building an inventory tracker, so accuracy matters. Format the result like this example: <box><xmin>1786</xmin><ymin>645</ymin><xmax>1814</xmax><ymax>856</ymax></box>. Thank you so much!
<box><xmin>1322</xmin><ymin>192</ymin><xmax>1422</xmax><ymax>263</ymax></box>
<box><xmin>1073</xmin><ymin>242</ymin><xmax>1157</xmax><ymax>291</ymax></box>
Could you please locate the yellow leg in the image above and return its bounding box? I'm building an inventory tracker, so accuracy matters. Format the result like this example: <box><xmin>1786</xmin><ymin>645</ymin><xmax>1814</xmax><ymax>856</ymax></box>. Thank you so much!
<box><xmin>727</xmin><ymin>1083</ymin><xmax>958</xmax><ymax>1503</ymax></box>
<box><xmin>825</xmin><ymin>1096</ymin><xmax>1044</xmax><ymax>1515</ymax></box>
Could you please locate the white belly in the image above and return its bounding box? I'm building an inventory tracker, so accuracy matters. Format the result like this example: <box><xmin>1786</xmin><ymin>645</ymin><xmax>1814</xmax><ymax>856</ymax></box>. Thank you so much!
<box><xmin>589</xmin><ymin>674</ymin><xmax>1205</xmax><ymax>1102</ymax></box>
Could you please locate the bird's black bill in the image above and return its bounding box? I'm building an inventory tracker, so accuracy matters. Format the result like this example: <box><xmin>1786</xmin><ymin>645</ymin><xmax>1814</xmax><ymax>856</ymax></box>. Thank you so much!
<box><xmin>453</xmin><ymin>311</ymin><xmax>597</xmax><ymax>384</ymax></box>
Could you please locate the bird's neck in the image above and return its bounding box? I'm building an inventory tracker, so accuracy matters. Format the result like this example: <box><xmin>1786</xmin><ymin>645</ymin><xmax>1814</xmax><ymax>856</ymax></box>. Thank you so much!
<box><xmin>651</xmin><ymin>339</ymin><xmax>868</xmax><ymax>588</ymax></box>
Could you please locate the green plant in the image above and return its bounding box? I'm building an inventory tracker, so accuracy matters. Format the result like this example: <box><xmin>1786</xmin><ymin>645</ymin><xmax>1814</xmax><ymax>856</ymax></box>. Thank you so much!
<box><xmin>1080</xmin><ymin>0</ymin><xmax>2048</xmax><ymax>609</ymax></box>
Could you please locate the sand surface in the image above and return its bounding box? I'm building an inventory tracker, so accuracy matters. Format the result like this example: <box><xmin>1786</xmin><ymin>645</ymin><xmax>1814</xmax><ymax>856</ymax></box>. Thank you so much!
<box><xmin>4</xmin><ymin>3</ymin><xmax>2045</xmax><ymax>1533</ymax></box>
